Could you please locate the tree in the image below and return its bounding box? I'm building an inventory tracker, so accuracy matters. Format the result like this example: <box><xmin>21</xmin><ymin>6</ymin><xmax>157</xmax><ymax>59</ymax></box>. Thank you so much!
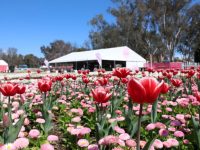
<box><xmin>0</xmin><ymin>47</ymin><xmax>42</xmax><ymax>68</ymax></box>
<box><xmin>154</xmin><ymin>0</ymin><xmax>191</xmax><ymax>61</ymax></box>
<box><xmin>24</xmin><ymin>54</ymin><xmax>40</xmax><ymax>68</ymax></box>
<box><xmin>188</xmin><ymin>4</ymin><xmax>200</xmax><ymax>62</ymax></box>
<box><xmin>4</xmin><ymin>48</ymin><xmax>18</xmax><ymax>66</ymax></box>
<box><xmin>89</xmin><ymin>0</ymin><xmax>196</xmax><ymax>62</ymax></box>
<box><xmin>41</xmin><ymin>40</ymin><xmax>75</xmax><ymax>61</ymax></box>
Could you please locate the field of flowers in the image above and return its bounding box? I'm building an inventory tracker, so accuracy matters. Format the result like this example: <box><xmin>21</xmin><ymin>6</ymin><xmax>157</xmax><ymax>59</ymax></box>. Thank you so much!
<box><xmin>0</xmin><ymin>67</ymin><xmax>200</xmax><ymax>150</ymax></box>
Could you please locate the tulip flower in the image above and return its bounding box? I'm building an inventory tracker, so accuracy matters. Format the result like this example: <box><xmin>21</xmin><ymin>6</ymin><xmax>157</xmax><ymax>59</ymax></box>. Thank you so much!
<box><xmin>82</xmin><ymin>77</ymin><xmax>89</xmax><ymax>84</ymax></box>
<box><xmin>77</xmin><ymin>70</ymin><xmax>82</xmax><ymax>74</ymax></box>
<box><xmin>127</xmin><ymin>77</ymin><xmax>164</xmax><ymax>104</ymax></box>
<box><xmin>113</xmin><ymin>68</ymin><xmax>130</xmax><ymax>78</ymax></box>
<box><xmin>171</xmin><ymin>78</ymin><xmax>182</xmax><ymax>87</ymax></box>
<box><xmin>37</xmin><ymin>69</ymin><xmax>41</xmax><ymax>74</ymax></box>
<box><xmin>56</xmin><ymin>76</ymin><xmax>63</xmax><ymax>81</ymax></box>
<box><xmin>65</xmin><ymin>74</ymin><xmax>71</xmax><ymax>79</ymax></box>
<box><xmin>38</xmin><ymin>79</ymin><xmax>52</xmax><ymax>93</ymax></box>
<box><xmin>71</xmin><ymin>75</ymin><xmax>77</xmax><ymax>80</ymax></box>
<box><xmin>0</xmin><ymin>82</ymin><xmax>25</xmax><ymax>143</ymax></box>
<box><xmin>91</xmin><ymin>86</ymin><xmax>112</xmax><ymax>103</ymax></box>
<box><xmin>188</xmin><ymin>70</ymin><xmax>195</xmax><ymax>77</ymax></box>
<box><xmin>27</xmin><ymin>70</ymin><xmax>31</xmax><ymax>74</ymax></box>
<box><xmin>98</xmin><ymin>78</ymin><xmax>108</xmax><ymax>86</ymax></box>
<box><xmin>16</xmin><ymin>85</ymin><xmax>26</xmax><ymax>95</ymax></box>
<box><xmin>121</xmin><ymin>78</ymin><xmax>128</xmax><ymax>84</ymax></box>
<box><xmin>0</xmin><ymin>82</ymin><xmax>18</xmax><ymax>96</ymax></box>
<box><xmin>194</xmin><ymin>91</ymin><xmax>200</xmax><ymax>125</ymax></box>
<box><xmin>161</xmin><ymin>82</ymin><xmax>170</xmax><ymax>94</ymax></box>
<box><xmin>127</xmin><ymin>77</ymin><xmax>163</xmax><ymax>150</ymax></box>
<box><xmin>195</xmin><ymin>91</ymin><xmax>200</xmax><ymax>102</ymax></box>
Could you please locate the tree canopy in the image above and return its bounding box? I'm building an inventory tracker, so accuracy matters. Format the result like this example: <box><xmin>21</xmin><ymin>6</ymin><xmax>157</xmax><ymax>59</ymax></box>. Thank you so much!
<box><xmin>0</xmin><ymin>48</ymin><xmax>42</xmax><ymax>68</ymax></box>
<box><xmin>89</xmin><ymin>0</ymin><xmax>200</xmax><ymax>62</ymax></box>
<box><xmin>40</xmin><ymin>40</ymin><xmax>89</xmax><ymax>61</ymax></box>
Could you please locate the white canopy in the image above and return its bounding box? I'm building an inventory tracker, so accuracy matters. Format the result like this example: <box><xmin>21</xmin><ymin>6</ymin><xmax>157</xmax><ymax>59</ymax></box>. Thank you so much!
<box><xmin>49</xmin><ymin>46</ymin><xmax>146</xmax><ymax>64</ymax></box>
<box><xmin>0</xmin><ymin>60</ymin><xmax>8</xmax><ymax>66</ymax></box>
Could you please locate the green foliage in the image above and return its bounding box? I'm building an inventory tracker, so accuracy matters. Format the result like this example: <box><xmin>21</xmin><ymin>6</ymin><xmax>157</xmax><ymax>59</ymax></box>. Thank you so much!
<box><xmin>3</xmin><ymin>116</ymin><xmax>25</xmax><ymax>143</ymax></box>
<box><xmin>191</xmin><ymin>116</ymin><xmax>200</xmax><ymax>149</ymax></box>
<box><xmin>151</xmin><ymin>99</ymin><xmax>158</xmax><ymax>123</ymax></box>
<box><xmin>89</xmin><ymin>0</ymin><xmax>200</xmax><ymax>62</ymax></box>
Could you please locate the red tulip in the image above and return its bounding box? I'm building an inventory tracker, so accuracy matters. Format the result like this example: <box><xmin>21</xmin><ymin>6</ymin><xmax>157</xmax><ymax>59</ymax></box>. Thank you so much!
<box><xmin>37</xmin><ymin>69</ymin><xmax>41</xmax><ymax>74</ymax></box>
<box><xmin>113</xmin><ymin>68</ymin><xmax>130</xmax><ymax>78</ymax></box>
<box><xmin>147</xmin><ymin>68</ymin><xmax>154</xmax><ymax>73</ymax></box>
<box><xmin>173</xmin><ymin>71</ymin><xmax>178</xmax><ymax>76</ymax></box>
<box><xmin>187</xmin><ymin>70</ymin><xmax>195</xmax><ymax>78</ymax></box>
<box><xmin>82</xmin><ymin>77</ymin><xmax>89</xmax><ymax>84</ymax></box>
<box><xmin>91</xmin><ymin>87</ymin><xmax>112</xmax><ymax>103</ymax></box>
<box><xmin>38</xmin><ymin>79</ymin><xmax>52</xmax><ymax>92</ymax></box>
<box><xmin>121</xmin><ymin>78</ymin><xmax>128</xmax><ymax>84</ymax></box>
<box><xmin>162</xmin><ymin>72</ymin><xmax>167</xmax><ymax>76</ymax></box>
<box><xmin>56</xmin><ymin>76</ymin><xmax>63</xmax><ymax>81</ymax></box>
<box><xmin>25</xmin><ymin>74</ymin><xmax>30</xmax><ymax>80</ymax></box>
<box><xmin>71</xmin><ymin>75</ymin><xmax>77</xmax><ymax>80</ymax></box>
<box><xmin>16</xmin><ymin>85</ymin><xmax>26</xmax><ymax>94</ymax></box>
<box><xmin>27</xmin><ymin>70</ymin><xmax>31</xmax><ymax>74</ymax></box>
<box><xmin>78</xmin><ymin>70</ymin><xmax>82</xmax><ymax>74</ymax></box>
<box><xmin>197</xmin><ymin>73</ymin><xmax>200</xmax><ymax>79</ymax></box>
<box><xmin>167</xmin><ymin>73</ymin><xmax>172</xmax><ymax>79</ymax></box>
<box><xmin>65</xmin><ymin>74</ymin><xmax>71</xmax><ymax>79</ymax></box>
<box><xmin>101</xmin><ymin>69</ymin><xmax>106</xmax><ymax>73</ymax></box>
<box><xmin>171</xmin><ymin>78</ymin><xmax>182</xmax><ymax>87</ymax></box>
<box><xmin>160</xmin><ymin>82</ymin><xmax>170</xmax><ymax>94</ymax></box>
<box><xmin>4</xmin><ymin>77</ymin><xmax>8</xmax><ymax>80</ymax></box>
<box><xmin>0</xmin><ymin>83</ymin><xmax>18</xmax><ymax>96</ymax></box>
<box><xmin>98</xmin><ymin>78</ymin><xmax>108</xmax><ymax>86</ymax></box>
<box><xmin>195</xmin><ymin>91</ymin><xmax>200</xmax><ymax>102</ymax></box>
<box><xmin>82</xmin><ymin>70</ymin><xmax>90</xmax><ymax>75</ymax></box>
<box><xmin>127</xmin><ymin>77</ymin><xmax>163</xmax><ymax>104</ymax></box>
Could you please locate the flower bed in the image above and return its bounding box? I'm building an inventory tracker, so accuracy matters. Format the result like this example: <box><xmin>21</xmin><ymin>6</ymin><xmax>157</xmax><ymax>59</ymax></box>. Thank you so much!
<box><xmin>0</xmin><ymin>67</ymin><xmax>200</xmax><ymax>150</ymax></box>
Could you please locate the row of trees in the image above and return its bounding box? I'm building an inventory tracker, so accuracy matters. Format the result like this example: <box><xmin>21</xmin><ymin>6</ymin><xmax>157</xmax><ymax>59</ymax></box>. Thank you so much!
<box><xmin>0</xmin><ymin>48</ymin><xmax>42</xmax><ymax>68</ymax></box>
<box><xmin>40</xmin><ymin>40</ymin><xmax>90</xmax><ymax>61</ymax></box>
<box><xmin>89</xmin><ymin>0</ymin><xmax>200</xmax><ymax>62</ymax></box>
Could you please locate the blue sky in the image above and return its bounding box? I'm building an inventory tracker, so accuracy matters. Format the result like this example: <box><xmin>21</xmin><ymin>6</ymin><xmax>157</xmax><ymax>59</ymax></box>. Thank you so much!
<box><xmin>0</xmin><ymin>0</ymin><xmax>114</xmax><ymax>57</ymax></box>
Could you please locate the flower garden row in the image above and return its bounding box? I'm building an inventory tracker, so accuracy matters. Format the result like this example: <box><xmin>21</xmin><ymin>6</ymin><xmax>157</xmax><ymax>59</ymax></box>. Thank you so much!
<box><xmin>0</xmin><ymin>67</ymin><xmax>200</xmax><ymax>150</ymax></box>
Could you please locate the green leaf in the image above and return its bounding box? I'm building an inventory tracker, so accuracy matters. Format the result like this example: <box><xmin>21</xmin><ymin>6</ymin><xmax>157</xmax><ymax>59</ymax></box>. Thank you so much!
<box><xmin>151</xmin><ymin>100</ymin><xmax>158</xmax><ymax>123</ymax></box>
<box><xmin>143</xmin><ymin>138</ymin><xmax>156</xmax><ymax>150</ymax></box>
<box><xmin>130</xmin><ymin>116</ymin><xmax>149</xmax><ymax>138</ymax></box>
<box><xmin>0</xmin><ymin>136</ymin><xmax>3</xmax><ymax>143</ymax></box>
<box><xmin>6</xmin><ymin>116</ymin><xmax>25</xmax><ymax>143</ymax></box>
<box><xmin>191</xmin><ymin>116</ymin><xmax>200</xmax><ymax>149</ymax></box>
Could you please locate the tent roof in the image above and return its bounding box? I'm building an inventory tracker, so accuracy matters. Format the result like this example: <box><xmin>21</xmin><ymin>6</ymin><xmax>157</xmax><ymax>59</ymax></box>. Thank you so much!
<box><xmin>49</xmin><ymin>46</ymin><xmax>146</xmax><ymax>64</ymax></box>
<box><xmin>0</xmin><ymin>60</ymin><xmax>8</xmax><ymax>65</ymax></box>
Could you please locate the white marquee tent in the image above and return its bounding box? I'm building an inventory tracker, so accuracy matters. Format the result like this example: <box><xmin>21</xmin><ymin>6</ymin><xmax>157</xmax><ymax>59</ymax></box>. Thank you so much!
<box><xmin>49</xmin><ymin>46</ymin><xmax>146</xmax><ymax>70</ymax></box>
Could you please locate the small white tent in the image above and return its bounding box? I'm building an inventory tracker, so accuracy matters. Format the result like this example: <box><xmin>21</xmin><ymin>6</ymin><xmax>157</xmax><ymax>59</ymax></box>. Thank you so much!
<box><xmin>0</xmin><ymin>60</ymin><xmax>8</xmax><ymax>72</ymax></box>
<box><xmin>49</xmin><ymin>46</ymin><xmax>146</xmax><ymax>70</ymax></box>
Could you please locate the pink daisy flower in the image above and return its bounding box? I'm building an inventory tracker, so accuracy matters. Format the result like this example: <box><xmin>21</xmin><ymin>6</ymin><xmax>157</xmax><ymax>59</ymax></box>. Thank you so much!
<box><xmin>77</xmin><ymin>139</ymin><xmax>89</xmax><ymax>147</ymax></box>
<box><xmin>29</xmin><ymin>129</ymin><xmax>40</xmax><ymax>138</ymax></box>
<box><xmin>14</xmin><ymin>138</ymin><xmax>29</xmax><ymax>149</ymax></box>
<box><xmin>47</xmin><ymin>135</ymin><xmax>59</xmax><ymax>142</ymax></box>
<box><xmin>40</xmin><ymin>143</ymin><xmax>54</xmax><ymax>150</ymax></box>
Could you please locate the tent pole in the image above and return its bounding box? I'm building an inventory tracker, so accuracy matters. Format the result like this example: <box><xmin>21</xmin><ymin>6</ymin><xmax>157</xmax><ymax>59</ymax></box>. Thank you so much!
<box><xmin>87</xmin><ymin>61</ymin><xmax>89</xmax><ymax>69</ymax></box>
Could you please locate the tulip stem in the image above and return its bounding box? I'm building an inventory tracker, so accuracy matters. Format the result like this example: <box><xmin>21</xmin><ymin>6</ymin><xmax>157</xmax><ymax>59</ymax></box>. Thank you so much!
<box><xmin>137</xmin><ymin>103</ymin><xmax>143</xmax><ymax>150</ymax></box>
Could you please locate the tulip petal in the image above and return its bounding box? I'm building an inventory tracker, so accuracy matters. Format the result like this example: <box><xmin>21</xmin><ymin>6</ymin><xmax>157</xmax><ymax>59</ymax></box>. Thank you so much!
<box><xmin>151</xmin><ymin>80</ymin><xmax>164</xmax><ymax>103</ymax></box>
<box><xmin>127</xmin><ymin>78</ymin><xmax>146</xmax><ymax>104</ymax></box>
